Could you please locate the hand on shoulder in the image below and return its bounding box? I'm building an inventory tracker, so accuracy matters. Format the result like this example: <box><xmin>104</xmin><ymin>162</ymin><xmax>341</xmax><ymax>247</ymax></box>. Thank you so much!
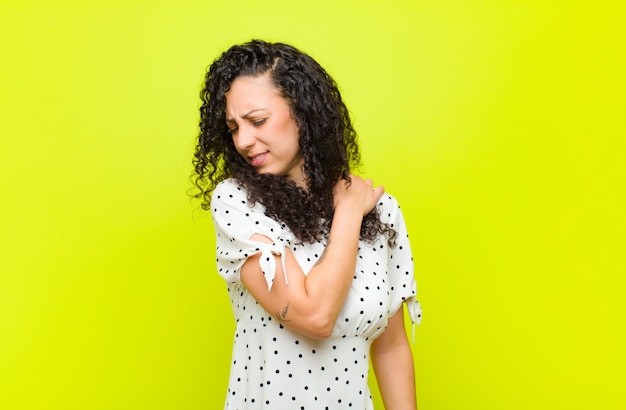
<box><xmin>333</xmin><ymin>174</ymin><xmax>385</xmax><ymax>216</ymax></box>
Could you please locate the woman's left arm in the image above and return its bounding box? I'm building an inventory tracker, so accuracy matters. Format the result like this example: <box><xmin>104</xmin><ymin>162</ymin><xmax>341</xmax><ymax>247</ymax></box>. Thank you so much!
<box><xmin>370</xmin><ymin>307</ymin><xmax>417</xmax><ymax>410</ymax></box>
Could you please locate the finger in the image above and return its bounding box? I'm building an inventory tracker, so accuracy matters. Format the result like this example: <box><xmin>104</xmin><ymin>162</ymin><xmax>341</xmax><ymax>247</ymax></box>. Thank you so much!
<box><xmin>373</xmin><ymin>185</ymin><xmax>385</xmax><ymax>198</ymax></box>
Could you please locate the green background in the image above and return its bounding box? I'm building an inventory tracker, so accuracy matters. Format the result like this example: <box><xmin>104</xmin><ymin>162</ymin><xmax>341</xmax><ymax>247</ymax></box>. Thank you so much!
<box><xmin>1</xmin><ymin>0</ymin><xmax>624</xmax><ymax>408</ymax></box>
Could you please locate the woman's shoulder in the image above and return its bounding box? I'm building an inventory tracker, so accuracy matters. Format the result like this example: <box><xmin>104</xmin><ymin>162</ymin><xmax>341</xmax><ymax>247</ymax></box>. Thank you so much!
<box><xmin>212</xmin><ymin>178</ymin><xmax>247</xmax><ymax>201</ymax></box>
<box><xmin>377</xmin><ymin>191</ymin><xmax>406</xmax><ymax>224</ymax></box>
<box><xmin>211</xmin><ymin>178</ymin><xmax>267</xmax><ymax>215</ymax></box>
<box><xmin>210</xmin><ymin>179</ymin><xmax>250</xmax><ymax>209</ymax></box>
<box><xmin>378</xmin><ymin>191</ymin><xmax>401</xmax><ymax>210</ymax></box>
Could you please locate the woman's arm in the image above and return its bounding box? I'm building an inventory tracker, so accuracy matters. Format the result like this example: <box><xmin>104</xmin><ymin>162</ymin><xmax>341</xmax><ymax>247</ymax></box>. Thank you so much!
<box><xmin>240</xmin><ymin>175</ymin><xmax>384</xmax><ymax>339</ymax></box>
<box><xmin>370</xmin><ymin>307</ymin><xmax>417</xmax><ymax>410</ymax></box>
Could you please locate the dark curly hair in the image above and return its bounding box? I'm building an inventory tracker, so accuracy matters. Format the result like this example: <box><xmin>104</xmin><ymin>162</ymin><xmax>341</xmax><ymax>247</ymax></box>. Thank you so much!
<box><xmin>192</xmin><ymin>39</ymin><xmax>396</xmax><ymax>245</ymax></box>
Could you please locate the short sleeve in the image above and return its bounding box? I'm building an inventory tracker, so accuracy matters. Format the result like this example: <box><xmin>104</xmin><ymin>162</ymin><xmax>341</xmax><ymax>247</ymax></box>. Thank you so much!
<box><xmin>382</xmin><ymin>194</ymin><xmax>422</xmax><ymax>326</ymax></box>
<box><xmin>211</xmin><ymin>179</ymin><xmax>295</xmax><ymax>291</ymax></box>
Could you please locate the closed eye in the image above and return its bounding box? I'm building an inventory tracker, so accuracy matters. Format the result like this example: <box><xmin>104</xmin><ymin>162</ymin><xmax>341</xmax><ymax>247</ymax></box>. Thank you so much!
<box><xmin>225</xmin><ymin>117</ymin><xmax>265</xmax><ymax>134</ymax></box>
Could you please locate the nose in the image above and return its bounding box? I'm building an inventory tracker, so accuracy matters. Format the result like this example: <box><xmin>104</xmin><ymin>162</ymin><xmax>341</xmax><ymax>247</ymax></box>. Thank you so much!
<box><xmin>232</xmin><ymin>124</ymin><xmax>255</xmax><ymax>151</ymax></box>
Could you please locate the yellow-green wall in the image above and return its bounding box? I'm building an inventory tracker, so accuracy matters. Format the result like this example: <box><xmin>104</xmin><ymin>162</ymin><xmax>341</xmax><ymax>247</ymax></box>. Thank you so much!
<box><xmin>1</xmin><ymin>0</ymin><xmax>624</xmax><ymax>409</ymax></box>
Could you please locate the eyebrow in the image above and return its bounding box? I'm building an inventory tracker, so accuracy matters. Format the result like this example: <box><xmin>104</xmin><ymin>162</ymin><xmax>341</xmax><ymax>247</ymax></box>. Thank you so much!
<box><xmin>226</xmin><ymin>109</ymin><xmax>267</xmax><ymax>124</ymax></box>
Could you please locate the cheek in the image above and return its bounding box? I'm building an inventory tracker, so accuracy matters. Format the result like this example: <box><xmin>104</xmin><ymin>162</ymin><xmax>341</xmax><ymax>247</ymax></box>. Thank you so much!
<box><xmin>285</xmin><ymin>130</ymin><xmax>301</xmax><ymax>155</ymax></box>
<box><xmin>285</xmin><ymin>120</ymin><xmax>300</xmax><ymax>147</ymax></box>
<box><xmin>271</xmin><ymin>121</ymin><xmax>299</xmax><ymax>148</ymax></box>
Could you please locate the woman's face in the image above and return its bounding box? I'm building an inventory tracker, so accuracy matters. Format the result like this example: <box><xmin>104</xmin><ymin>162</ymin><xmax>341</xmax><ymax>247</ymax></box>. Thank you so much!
<box><xmin>225</xmin><ymin>74</ymin><xmax>305</xmax><ymax>188</ymax></box>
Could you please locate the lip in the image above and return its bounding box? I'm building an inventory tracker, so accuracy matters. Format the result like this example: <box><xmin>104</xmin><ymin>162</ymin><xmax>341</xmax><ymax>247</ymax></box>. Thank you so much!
<box><xmin>249</xmin><ymin>152</ymin><xmax>268</xmax><ymax>167</ymax></box>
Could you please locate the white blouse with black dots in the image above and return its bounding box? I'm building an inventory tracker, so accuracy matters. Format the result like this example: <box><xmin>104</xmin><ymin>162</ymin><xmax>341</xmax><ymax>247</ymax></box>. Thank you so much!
<box><xmin>211</xmin><ymin>178</ymin><xmax>422</xmax><ymax>409</ymax></box>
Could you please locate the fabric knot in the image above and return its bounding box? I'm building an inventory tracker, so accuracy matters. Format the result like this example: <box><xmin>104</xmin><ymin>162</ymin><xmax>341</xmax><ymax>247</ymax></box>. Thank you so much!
<box><xmin>258</xmin><ymin>241</ymin><xmax>288</xmax><ymax>291</ymax></box>
<box><xmin>406</xmin><ymin>298</ymin><xmax>422</xmax><ymax>343</ymax></box>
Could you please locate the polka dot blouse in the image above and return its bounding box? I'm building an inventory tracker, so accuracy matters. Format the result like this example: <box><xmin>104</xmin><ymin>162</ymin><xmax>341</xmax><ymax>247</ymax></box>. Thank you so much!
<box><xmin>211</xmin><ymin>179</ymin><xmax>422</xmax><ymax>409</ymax></box>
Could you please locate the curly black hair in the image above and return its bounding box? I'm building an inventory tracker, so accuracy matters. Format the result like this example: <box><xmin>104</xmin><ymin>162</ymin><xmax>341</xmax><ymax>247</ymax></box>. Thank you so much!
<box><xmin>192</xmin><ymin>39</ymin><xmax>395</xmax><ymax>245</ymax></box>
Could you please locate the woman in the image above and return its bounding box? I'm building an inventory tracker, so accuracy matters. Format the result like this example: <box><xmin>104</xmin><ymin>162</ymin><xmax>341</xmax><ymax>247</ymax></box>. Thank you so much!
<box><xmin>193</xmin><ymin>39</ymin><xmax>421</xmax><ymax>409</ymax></box>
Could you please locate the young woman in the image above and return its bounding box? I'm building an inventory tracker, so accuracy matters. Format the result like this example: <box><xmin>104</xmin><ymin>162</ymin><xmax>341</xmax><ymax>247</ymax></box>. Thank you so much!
<box><xmin>193</xmin><ymin>39</ymin><xmax>421</xmax><ymax>409</ymax></box>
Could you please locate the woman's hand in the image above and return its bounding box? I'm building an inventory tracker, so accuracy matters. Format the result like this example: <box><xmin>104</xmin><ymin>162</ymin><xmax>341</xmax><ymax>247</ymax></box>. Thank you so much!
<box><xmin>333</xmin><ymin>174</ymin><xmax>385</xmax><ymax>216</ymax></box>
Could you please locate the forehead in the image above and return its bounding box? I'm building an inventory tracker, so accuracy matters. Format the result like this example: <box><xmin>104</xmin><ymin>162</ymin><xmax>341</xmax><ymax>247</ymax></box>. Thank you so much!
<box><xmin>225</xmin><ymin>74</ymin><xmax>287</xmax><ymax>117</ymax></box>
<box><xmin>226</xmin><ymin>74</ymin><xmax>278</xmax><ymax>101</ymax></box>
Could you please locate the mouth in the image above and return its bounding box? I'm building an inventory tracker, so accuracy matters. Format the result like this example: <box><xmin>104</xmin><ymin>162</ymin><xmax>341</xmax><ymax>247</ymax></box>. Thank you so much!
<box><xmin>248</xmin><ymin>152</ymin><xmax>268</xmax><ymax>167</ymax></box>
